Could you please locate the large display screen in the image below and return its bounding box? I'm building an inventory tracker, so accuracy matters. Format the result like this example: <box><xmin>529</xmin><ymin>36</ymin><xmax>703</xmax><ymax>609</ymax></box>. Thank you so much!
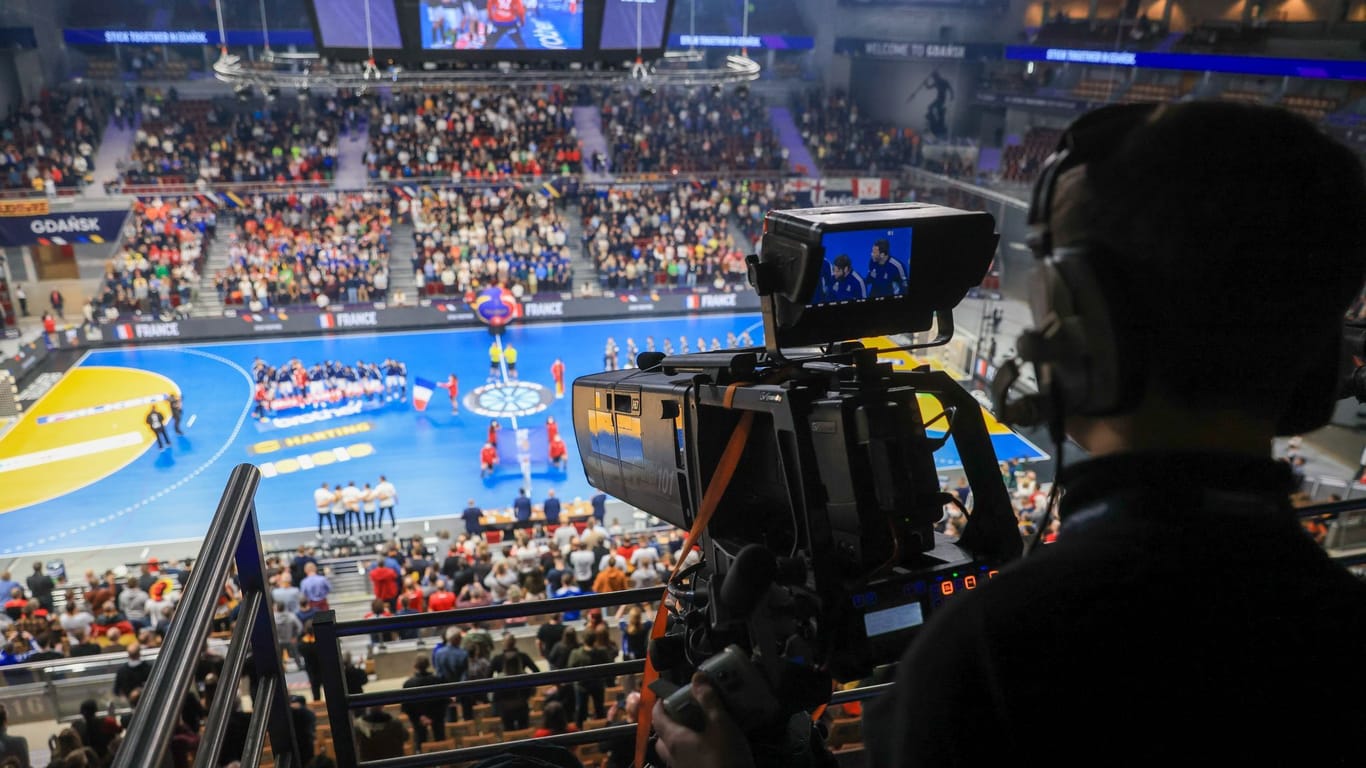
<box><xmin>600</xmin><ymin>0</ymin><xmax>670</xmax><ymax>50</ymax></box>
<box><xmin>809</xmin><ymin>226</ymin><xmax>912</xmax><ymax>305</ymax></box>
<box><xmin>314</xmin><ymin>0</ymin><xmax>405</xmax><ymax>50</ymax></box>
<box><xmin>419</xmin><ymin>0</ymin><xmax>584</xmax><ymax>51</ymax></box>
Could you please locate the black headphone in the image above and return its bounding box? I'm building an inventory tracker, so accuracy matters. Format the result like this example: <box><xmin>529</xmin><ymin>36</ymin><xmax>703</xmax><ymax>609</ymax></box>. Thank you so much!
<box><xmin>993</xmin><ymin>104</ymin><xmax>1155</xmax><ymax>429</ymax></box>
<box><xmin>995</xmin><ymin>102</ymin><xmax>1346</xmax><ymax>436</ymax></box>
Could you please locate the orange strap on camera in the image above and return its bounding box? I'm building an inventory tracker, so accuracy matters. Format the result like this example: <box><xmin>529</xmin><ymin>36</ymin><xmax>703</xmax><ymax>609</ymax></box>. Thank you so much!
<box><xmin>634</xmin><ymin>382</ymin><xmax>753</xmax><ymax>768</ymax></box>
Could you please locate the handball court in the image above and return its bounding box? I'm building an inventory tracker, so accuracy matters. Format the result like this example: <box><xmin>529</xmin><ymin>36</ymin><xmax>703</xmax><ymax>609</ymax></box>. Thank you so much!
<box><xmin>0</xmin><ymin>314</ymin><xmax>1046</xmax><ymax>557</ymax></box>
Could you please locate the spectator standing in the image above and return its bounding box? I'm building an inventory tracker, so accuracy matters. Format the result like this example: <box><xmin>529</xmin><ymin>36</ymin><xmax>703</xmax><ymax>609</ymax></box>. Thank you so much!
<box><xmin>592</xmin><ymin>560</ymin><xmax>628</xmax><ymax>594</ymax></box>
<box><xmin>0</xmin><ymin>573</ymin><xmax>20</xmax><ymax>604</ymax></box>
<box><xmin>0</xmin><ymin>704</ymin><xmax>29</xmax><ymax>768</ymax></box>
<box><xmin>14</xmin><ymin>286</ymin><xmax>26</xmax><ymax>317</ymax></box>
<box><xmin>355</xmin><ymin>705</ymin><xmax>409</xmax><ymax>760</ymax></box>
<box><xmin>543</xmin><ymin>489</ymin><xmax>561</xmax><ymax>521</ymax></box>
<box><xmin>434</xmin><ymin>628</ymin><xmax>469</xmax><ymax>687</ymax></box>
<box><xmin>567</xmin><ymin>631</ymin><xmax>611</xmax><ymax>727</ymax></box>
<box><xmin>300</xmin><ymin>562</ymin><xmax>332</xmax><ymax>611</ymax></box>
<box><xmin>274</xmin><ymin>602</ymin><xmax>304</xmax><ymax>669</ymax></box>
<box><xmin>513</xmin><ymin>488</ymin><xmax>533</xmax><ymax>525</ymax></box>
<box><xmin>118</xmin><ymin>578</ymin><xmax>150</xmax><ymax>628</ymax></box>
<box><xmin>591</xmin><ymin>492</ymin><xmax>607</xmax><ymax>524</ymax></box>
<box><xmin>427</xmin><ymin>580</ymin><xmax>456</xmax><ymax>612</ymax></box>
<box><xmin>113</xmin><ymin>643</ymin><xmax>152</xmax><ymax>699</ymax></box>
<box><xmin>368</xmin><ymin>560</ymin><xmax>400</xmax><ymax>612</ymax></box>
<box><xmin>400</xmin><ymin>656</ymin><xmax>446</xmax><ymax>752</ymax></box>
<box><xmin>272</xmin><ymin>573</ymin><xmax>302</xmax><ymax>614</ymax></box>
<box><xmin>60</xmin><ymin>601</ymin><xmax>96</xmax><ymax>644</ymax></box>
<box><xmin>491</xmin><ymin>634</ymin><xmax>539</xmax><ymax>731</ymax></box>
<box><xmin>461</xmin><ymin>498</ymin><xmax>483</xmax><ymax>536</ymax></box>
<box><xmin>569</xmin><ymin>541</ymin><xmax>596</xmax><ymax>593</ymax></box>
<box><xmin>49</xmin><ymin>288</ymin><xmax>64</xmax><ymax>318</ymax></box>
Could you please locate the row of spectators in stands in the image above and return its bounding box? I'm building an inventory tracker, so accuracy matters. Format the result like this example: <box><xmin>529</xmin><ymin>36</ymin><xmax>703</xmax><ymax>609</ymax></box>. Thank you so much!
<box><xmin>93</xmin><ymin>197</ymin><xmax>217</xmax><ymax>321</ymax></box>
<box><xmin>366</xmin><ymin>89</ymin><xmax>582</xmax><ymax>181</ymax></box>
<box><xmin>212</xmin><ymin>193</ymin><xmax>393</xmax><ymax>309</ymax></box>
<box><xmin>120</xmin><ymin>97</ymin><xmax>342</xmax><ymax>185</ymax></box>
<box><xmin>411</xmin><ymin>187</ymin><xmax>574</xmax><ymax>298</ymax></box>
<box><xmin>1</xmin><ymin>86</ymin><xmax>108</xmax><ymax>191</ymax></box>
<box><xmin>792</xmin><ymin>88</ymin><xmax>919</xmax><ymax>173</ymax></box>
<box><xmin>578</xmin><ymin>183</ymin><xmax>750</xmax><ymax>291</ymax></box>
<box><xmin>598</xmin><ymin>86</ymin><xmax>786</xmax><ymax>174</ymax></box>
<box><xmin>0</xmin><ymin>559</ymin><xmax>191</xmax><ymax>668</ymax></box>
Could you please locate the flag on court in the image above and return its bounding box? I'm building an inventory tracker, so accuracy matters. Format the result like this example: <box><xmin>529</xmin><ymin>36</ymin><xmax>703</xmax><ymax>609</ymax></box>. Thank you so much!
<box><xmin>412</xmin><ymin>377</ymin><xmax>436</xmax><ymax>412</ymax></box>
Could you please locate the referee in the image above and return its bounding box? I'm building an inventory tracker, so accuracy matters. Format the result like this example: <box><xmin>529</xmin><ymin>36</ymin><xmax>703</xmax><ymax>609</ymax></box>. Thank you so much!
<box><xmin>168</xmin><ymin>392</ymin><xmax>185</xmax><ymax>435</ymax></box>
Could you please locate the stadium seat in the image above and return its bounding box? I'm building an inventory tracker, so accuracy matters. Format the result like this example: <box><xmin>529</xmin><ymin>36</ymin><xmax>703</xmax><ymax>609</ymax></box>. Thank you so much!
<box><xmin>422</xmin><ymin>737</ymin><xmax>458</xmax><ymax>753</ymax></box>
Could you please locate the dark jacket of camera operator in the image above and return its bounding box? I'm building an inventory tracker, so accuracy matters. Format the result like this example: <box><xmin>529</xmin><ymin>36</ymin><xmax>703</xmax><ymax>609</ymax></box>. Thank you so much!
<box><xmin>863</xmin><ymin>102</ymin><xmax>1366</xmax><ymax>766</ymax></box>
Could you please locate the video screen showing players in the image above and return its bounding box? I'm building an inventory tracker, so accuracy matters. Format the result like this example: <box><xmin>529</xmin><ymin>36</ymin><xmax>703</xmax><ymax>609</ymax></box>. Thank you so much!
<box><xmin>313</xmin><ymin>0</ymin><xmax>404</xmax><ymax>49</ymax></box>
<box><xmin>809</xmin><ymin>226</ymin><xmax>912</xmax><ymax>305</ymax></box>
<box><xmin>419</xmin><ymin>0</ymin><xmax>584</xmax><ymax>51</ymax></box>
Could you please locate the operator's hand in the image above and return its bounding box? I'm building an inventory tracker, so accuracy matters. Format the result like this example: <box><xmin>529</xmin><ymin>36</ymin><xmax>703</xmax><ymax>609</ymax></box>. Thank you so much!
<box><xmin>652</xmin><ymin>673</ymin><xmax>755</xmax><ymax>768</ymax></box>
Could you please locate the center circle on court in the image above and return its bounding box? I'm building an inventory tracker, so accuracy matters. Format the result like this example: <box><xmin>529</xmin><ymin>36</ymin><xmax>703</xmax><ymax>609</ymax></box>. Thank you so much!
<box><xmin>466</xmin><ymin>381</ymin><xmax>554</xmax><ymax>418</ymax></box>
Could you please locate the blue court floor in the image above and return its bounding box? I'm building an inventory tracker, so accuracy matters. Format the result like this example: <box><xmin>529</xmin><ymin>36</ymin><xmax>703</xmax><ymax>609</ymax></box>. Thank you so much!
<box><xmin>0</xmin><ymin>314</ymin><xmax>1045</xmax><ymax>556</ymax></box>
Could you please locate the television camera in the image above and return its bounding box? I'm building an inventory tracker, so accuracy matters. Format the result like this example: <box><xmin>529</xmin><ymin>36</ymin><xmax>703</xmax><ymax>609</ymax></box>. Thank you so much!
<box><xmin>571</xmin><ymin>203</ymin><xmax>1025</xmax><ymax>763</ymax></box>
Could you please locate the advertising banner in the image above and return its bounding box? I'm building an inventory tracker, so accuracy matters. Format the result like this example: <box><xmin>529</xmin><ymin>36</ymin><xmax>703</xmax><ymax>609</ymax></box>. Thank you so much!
<box><xmin>0</xmin><ymin>208</ymin><xmax>132</xmax><ymax>247</ymax></box>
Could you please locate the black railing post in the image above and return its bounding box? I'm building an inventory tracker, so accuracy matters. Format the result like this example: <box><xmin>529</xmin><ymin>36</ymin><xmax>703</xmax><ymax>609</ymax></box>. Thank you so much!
<box><xmin>194</xmin><ymin>591</ymin><xmax>261</xmax><ymax>768</ymax></box>
<box><xmin>313</xmin><ymin>611</ymin><xmax>361</xmax><ymax>767</ymax></box>
<box><xmin>237</xmin><ymin>503</ymin><xmax>301</xmax><ymax>768</ymax></box>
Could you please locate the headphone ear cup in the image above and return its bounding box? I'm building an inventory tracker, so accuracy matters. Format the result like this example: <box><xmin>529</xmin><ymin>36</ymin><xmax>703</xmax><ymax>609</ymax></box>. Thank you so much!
<box><xmin>1275</xmin><ymin>327</ymin><xmax>1348</xmax><ymax>436</ymax></box>
<box><xmin>1026</xmin><ymin>249</ymin><xmax>1135</xmax><ymax>417</ymax></box>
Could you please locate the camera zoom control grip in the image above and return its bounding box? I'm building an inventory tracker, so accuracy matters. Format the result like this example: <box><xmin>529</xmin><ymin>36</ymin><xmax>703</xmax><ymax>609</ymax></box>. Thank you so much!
<box><xmin>649</xmin><ymin>679</ymin><xmax>708</xmax><ymax>732</ymax></box>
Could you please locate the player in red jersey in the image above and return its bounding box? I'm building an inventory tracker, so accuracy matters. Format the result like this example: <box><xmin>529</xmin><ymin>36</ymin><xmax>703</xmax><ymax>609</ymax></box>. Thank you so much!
<box><xmin>549</xmin><ymin>435</ymin><xmax>568</xmax><ymax>471</ymax></box>
<box><xmin>480</xmin><ymin>442</ymin><xmax>499</xmax><ymax>479</ymax></box>
<box><xmin>438</xmin><ymin>373</ymin><xmax>459</xmax><ymax>414</ymax></box>
<box><xmin>546</xmin><ymin>416</ymin><xmax>559</xmax><ymax>445</ymax></box>
<box><xmin>484</xmin><ymin>0</ymin><xmax>527</xmax><ymax>48</ymax></box>
<box><xmin>551</xmin><ymin>357</ymin><xmax>566</xmax><ymax>399</ymax></box>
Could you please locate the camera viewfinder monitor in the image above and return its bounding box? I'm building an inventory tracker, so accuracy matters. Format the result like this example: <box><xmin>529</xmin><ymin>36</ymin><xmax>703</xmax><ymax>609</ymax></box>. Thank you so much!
<box><xmin>419</xmin><ymin>0</ymin><xmax>584</xmax><ymax>51</ymax></box>
<box><xmin>810</xmin><ymin>226</ymin><xmax>912</xmax><ymax>305</ymax></box>
<box><xmin>755</xmin><ymin>203</ymin><xmax>998</xmax><ymax>352</ymax></box>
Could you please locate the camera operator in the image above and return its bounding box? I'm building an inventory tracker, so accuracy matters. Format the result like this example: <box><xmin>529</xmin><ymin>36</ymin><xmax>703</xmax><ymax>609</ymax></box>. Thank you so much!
<box><xmin>652</xmin><ymin>102</ymin><xmax>1366</xmax><ymax>766</ymax></box>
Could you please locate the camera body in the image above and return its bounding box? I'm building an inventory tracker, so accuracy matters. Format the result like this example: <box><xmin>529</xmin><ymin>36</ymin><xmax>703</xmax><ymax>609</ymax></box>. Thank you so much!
<box><xmin>572</xmin><ymin>203</ymin><xmax>1022</xmax><ymax>735</ymax></box>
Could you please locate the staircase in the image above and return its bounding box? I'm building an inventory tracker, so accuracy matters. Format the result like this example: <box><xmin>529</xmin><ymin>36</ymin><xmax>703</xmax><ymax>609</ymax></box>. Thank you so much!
<box><xmin>388</xmin><ymin>220</ymin><xmax>420</xmax><ymax>304</ymax></box>
<box><xmin>563</xmin><ymin>200</ymin><xmax>601</xmax><ymax>295</ymax></box>
<box><xmin>769</xmin><ymin>105</ymin><xmax>819</xmax><ymax>177</ymax></box>
<box><xmin>192</xmin><ymin>223</ymin><xmax>233</xmax><ymax>318</ymax></box>
<box><xmin>333</xmin><ymin>116</ymin><xmax>371</xmax><ymax>191</ymax></box>
<box><xmin>572</xmin><ymin>105</ymin><xmax>613</xmax><ymax>181</ymax></box>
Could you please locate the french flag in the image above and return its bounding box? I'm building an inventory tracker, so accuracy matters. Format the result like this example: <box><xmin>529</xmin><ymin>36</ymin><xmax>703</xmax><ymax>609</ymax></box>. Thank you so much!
<box><xmin>318</xmin><ymin>314</ymin><xmax>336</xmax><ymax>329</ymax></box>
<box><xmin>685</xmin><ymin>295</ymin><xmax>701</xmax><ymax>310</ymax></box>
<box><xmin>115</xmin><ymin>324</ymin><xmax>135</xmax><ymax>340</ymax></box>
<box><xmin>412</xmin><ymin>377</ymin><xmax>436</xmax><ymax>412</ymax></box>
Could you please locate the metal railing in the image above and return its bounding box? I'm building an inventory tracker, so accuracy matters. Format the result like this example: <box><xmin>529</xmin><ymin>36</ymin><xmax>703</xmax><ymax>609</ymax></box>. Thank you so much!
<box><xmin>113</xmin><ymin>464</ymin><xmax>302</xmax><ymax>768</ymax></box>
<box><xmin>110</xmin><ymin>460</ymin><xmax>1366</xmax><ymax>768</ymax></box>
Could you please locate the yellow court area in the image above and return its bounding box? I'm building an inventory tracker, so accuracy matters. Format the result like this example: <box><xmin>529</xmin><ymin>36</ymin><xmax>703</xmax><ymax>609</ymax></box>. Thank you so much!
<box><xmin>0</xmin><ymin>367</ymin><xmax>179</xmax><ymax>514</ymax></box>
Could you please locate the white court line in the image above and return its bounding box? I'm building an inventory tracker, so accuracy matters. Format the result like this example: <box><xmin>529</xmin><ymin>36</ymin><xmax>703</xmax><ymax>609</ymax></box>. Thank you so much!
<box><xmin>0</xmin><ymin>432</ymin><xmax>143</xmax><ymax>474</ymax></box>
<box><xmin>185</xmin><ymin>414</ymin><xmax>197</xmax><ymax>430</ymax></box>
<box><xmin>37</xmin><ymin>393</ymin><xmax>169</xmax><ymax>425</ymax></box>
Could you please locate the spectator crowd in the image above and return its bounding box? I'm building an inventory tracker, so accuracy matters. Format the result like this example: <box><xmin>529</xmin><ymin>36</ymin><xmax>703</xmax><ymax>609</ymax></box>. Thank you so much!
<box><xmin>121</xmin><ymin>97</ymin><xmax>342</xmax><ymax>185</ymax></box>
<box><xmin>793</xmin><ymin>88</ymin><xmax>920</xmax><ymax>173</ymax></box>
<box><xmin>93</xmin><ymin>197</ymin><xmax>217</xmax><ymax>321</ymax></box>
<box><xmin>599</xmin><ymin>86</ymin><xmax>786</xmax><ymax>175</ymax></box>
<box><xmin>366</xmin><ymin>89</ymin><xmax>581</xmax><ymax>181</ymax></box>
<box><xmin>411</xmin><ymin>187</ymin><xmax>574</xmax><ymax>298</ymax></box>
<box><xmin>213</xmin><ymin>193</ymin><xmax>393</xmax><ymax>310</ymax></box>
<box><xmin>1</xmin><ymin>86</ymin><xmax>107</xmax><ymax>192</ymax></box>
<box><xmin>578</xmin><ymin>182</ymin><xmax>750</xmax><ymax>292</ymax></box>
